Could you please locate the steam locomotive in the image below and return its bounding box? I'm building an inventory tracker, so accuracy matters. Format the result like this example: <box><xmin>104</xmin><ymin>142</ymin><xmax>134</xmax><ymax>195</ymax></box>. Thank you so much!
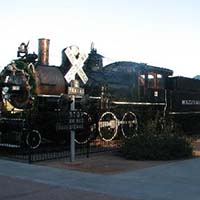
<box><xmin>1</xmin><ymin>38</ymin><xmax>200</xmax><ymax>148</ymax></box>
<box><xmin>0</xmin><ymin>39</ymin><xmax>89</xmax><ymax>148</ymax></box>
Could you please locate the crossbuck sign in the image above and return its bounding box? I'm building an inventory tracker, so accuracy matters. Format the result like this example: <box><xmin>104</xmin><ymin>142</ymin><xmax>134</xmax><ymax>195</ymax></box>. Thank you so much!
<box><xmin>64</xmin><ymin>46</ymin><xmax>88</xmax><ymax>84</ymax></box>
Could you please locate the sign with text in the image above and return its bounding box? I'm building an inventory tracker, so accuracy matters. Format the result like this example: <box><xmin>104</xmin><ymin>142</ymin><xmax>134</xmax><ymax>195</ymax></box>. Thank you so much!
<box><xmin>68</xmin><ymin>87</ymin><xmax>84</xmax><ymax>96</ymax></box>
<box><xmin>56</xmin><ymin>111</ymin><xmax>86</xmax><ymax>131</ymax></box>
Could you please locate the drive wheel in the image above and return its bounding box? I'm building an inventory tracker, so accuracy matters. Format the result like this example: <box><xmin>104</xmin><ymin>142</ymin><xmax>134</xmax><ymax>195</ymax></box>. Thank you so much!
<box><xmin>98</xmin><ymin>112</ymin><xmax>118</xmax><ymax>141</ymax></box>
<box><xmin>121</xmin><ymin>112</ymin><xmax>138</xmax><ymax>139</ymax></box>
<box><xmin>26</xmin><ymin>130</ymin><xmax>41</xmax><ymax>149</ymax></box>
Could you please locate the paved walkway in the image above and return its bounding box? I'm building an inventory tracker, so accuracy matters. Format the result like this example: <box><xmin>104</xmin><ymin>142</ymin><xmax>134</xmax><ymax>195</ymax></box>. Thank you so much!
<box><xmin>0</xmin><ymin>158</ymin><xmax>200</xmax><ymax>200</ymax></box>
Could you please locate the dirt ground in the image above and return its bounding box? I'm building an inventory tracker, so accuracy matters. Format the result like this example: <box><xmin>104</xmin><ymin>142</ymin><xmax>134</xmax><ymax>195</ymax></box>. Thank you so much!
<box><xmin>37</xmin><ymin>152</ymin><xmax>172</xmax><ymax>175</ymax></box>
<box><xmin>37</xmin><ymin>140</ymin><xmax>200</xmax><ymax>175</ymax></box>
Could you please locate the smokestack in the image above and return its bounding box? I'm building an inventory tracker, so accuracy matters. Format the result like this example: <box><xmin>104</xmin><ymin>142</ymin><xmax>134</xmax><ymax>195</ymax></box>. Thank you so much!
<box><xmin>38</xmin><ymin>38</ymin><xmax>50</xmax><ymax>65</ymax></box>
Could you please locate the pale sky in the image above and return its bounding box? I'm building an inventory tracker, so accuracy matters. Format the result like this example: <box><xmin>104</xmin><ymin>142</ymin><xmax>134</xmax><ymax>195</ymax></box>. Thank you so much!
<box><xmin>0</xmin><ymin>0</ymin><xmax>200</xmax><ymax>77</ymax></box>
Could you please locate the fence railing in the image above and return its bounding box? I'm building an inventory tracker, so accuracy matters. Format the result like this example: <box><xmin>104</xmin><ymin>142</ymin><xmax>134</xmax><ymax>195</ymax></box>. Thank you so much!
<box><xmin>0</xmin><ymin>136</ymin><xmax>123</xmax><ymax>163</ymax></box>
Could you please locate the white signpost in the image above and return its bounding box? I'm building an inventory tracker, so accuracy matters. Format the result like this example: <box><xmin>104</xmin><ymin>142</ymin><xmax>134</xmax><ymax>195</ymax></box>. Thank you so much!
<box><xmin>64</xmin><ymin>46</ymin><xmax>88</xmax><ymax>162</ymax></box>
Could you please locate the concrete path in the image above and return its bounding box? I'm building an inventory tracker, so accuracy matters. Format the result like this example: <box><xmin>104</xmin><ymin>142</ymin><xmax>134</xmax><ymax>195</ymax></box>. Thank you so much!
<box><xmin>0</xmin><ymin>158</ymin><xmax>200</xmax><ymax>200</ymax></box>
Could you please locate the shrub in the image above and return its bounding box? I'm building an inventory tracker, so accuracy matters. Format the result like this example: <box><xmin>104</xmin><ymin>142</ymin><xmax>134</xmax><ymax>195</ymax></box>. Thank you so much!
<box><xmin>121</xmin><ymin>120</ymin><xmax>193</xmax><ymax>160</ymax></box>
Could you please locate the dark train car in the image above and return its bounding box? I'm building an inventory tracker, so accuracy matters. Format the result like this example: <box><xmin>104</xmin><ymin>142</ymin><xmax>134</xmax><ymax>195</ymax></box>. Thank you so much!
<box><xmin>167</xmin><ymin>76</ymin><xmax>200</xmax><ymax>112</ymax></box>
<box><xmin>166</xmin><ymin>76</ymin><xmax>200</xmax><ymax>133</ymax></box>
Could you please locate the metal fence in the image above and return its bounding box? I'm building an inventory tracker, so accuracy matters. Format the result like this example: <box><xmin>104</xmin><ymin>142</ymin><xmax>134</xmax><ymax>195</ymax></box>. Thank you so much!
<box><xmin>0</xmin><ymin>136</ymin><xmax>123</xmax><ymax>163</ymax></box>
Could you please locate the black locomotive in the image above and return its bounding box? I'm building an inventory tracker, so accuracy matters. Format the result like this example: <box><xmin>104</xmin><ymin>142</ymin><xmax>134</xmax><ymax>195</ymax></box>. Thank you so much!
<box><xmin>0</xmin><ymin>38</ymin><xmax>200</xmax><ymax>148</ymax></box>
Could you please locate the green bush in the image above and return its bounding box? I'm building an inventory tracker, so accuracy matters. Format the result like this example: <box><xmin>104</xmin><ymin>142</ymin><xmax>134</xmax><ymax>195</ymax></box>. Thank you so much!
<box><xmin>121</xmin><ymin>120</ymin><xmax>193</xmax><ymax>160</ymax></box>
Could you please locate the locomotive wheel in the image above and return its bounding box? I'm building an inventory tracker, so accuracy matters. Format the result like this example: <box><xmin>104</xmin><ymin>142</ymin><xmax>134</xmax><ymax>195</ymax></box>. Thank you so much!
<box><xmin>26</xmin><ymin>130</ymin><xmax>41</xmax><ymax>149</ymax></box>
<box><xmin>98</xmin><ymin>112</ymin><xmax>118</xmax><ymax>142</ymax></box>
<box><xmin>75</xmin><ymin>113</ymin><xmax>91</xmax><ymax>144</ymax></box>
<box><xmin>121</xmin><ymin>112</ymin><xmax>138</xmax><ymax>139</ymax></box>
<box><xmin>75</xmin><ymin>131</ymin><xmax>90</xmax><ymax>144</ymax></box>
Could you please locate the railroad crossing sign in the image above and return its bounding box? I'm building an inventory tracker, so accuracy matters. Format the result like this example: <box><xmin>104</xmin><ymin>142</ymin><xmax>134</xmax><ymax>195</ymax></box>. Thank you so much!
<box><xmin>64</xmin><ymin>46</ymin><xmax>88</xmax><ymax>84</ymax></box>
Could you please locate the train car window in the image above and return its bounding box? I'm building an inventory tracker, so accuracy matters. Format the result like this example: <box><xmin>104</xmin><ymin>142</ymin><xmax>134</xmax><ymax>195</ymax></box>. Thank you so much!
<box><xmin>139</xmin><ymin>74</ymin><xmax>145</xmax><ymax>86</ymax></box>
<box><xmin>148</xmin><ymin>74</ymin><xmax>154</xmax><ymax>88</ymax></box>
<box><xmin>138</xmin><ymin>74</ymin><xmax>145</xmax><ymax>98</ymax></box>
<box><xmin>157</xmin><ymin>74</ymin><xmax>164</xmax><ymax>89</ymax></box>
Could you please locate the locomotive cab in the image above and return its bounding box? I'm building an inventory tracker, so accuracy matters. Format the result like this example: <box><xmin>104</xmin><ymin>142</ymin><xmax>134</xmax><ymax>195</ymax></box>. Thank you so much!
<box><xmin>91</xmin><ymin>61</ymin><xmax>173</xmax><ymax>103</ymax></box>
<box><xmin>138</xmin><ymin>66</ymin><xmax>173</xmax><ymax>102</ymax></box>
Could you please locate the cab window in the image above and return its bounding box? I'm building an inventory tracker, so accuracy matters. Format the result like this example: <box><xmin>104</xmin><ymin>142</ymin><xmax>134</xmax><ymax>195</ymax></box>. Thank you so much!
<box><xmin>148</xmin><ymin>73</ymin><xmax>155</xmax><ymax>88</ymax></box>
<box><xmin>157</xmin><ymin>74</ymin><xmax>164</xmax><ymax>89</ymax></box>
<box><xmin>138</xmin><ymin>74</ymin><xmax>145</xmax><ymax>98</ymax></box>
<box><xmin>147</xmin><ymin>72</ymin><xmax>164</xmax><ymax>89</ymax></box>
